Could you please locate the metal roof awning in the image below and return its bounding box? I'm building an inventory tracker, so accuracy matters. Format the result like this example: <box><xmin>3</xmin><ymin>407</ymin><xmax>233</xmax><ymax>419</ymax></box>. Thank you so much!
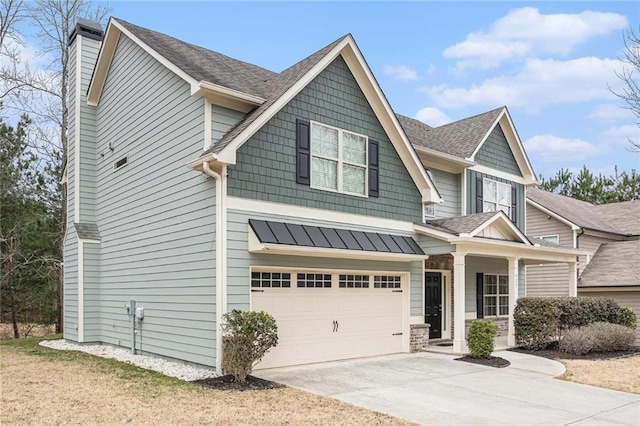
<box><xmin>248</xmin><ymin>219</ymin><xmax>426</xmax><ymax>262</ymax></box>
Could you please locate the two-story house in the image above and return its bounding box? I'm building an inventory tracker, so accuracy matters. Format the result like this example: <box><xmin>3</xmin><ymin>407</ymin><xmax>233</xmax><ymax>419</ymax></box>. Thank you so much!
<box><xmin>526</xmin><ymin>189</ymin><xmax>640</xmax><ymax>342</ymax></box>
<box><xmin>64</xmin><ymin>18</ymin><xmax>582</xmax><ymax>373</ymax></box>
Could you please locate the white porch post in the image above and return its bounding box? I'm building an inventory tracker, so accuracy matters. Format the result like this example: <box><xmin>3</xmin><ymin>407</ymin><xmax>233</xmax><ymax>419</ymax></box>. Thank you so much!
<box><xmin>453</xmin><ymin>253</ymin><xmax>467</xmax><ymax>353</ymax></box>
<box><xmin>568</xmin><ymin>261</ymin><xmax>577</xmax><ymax>297</ymax></box>
<box><xmin>507</xmin><ymin>257</ymin><xmax>519</xmax><ymax>347</ymax></box>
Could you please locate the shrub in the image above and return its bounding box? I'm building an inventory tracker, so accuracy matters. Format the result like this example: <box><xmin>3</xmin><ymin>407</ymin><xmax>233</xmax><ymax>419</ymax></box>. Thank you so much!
<box><xmin>559</xmin><ymin>322</ymin><xmax>635</xmax><ymax>355</ymax></box>
<box><xmin>616</xmin><ymin>307</ymin><xmax>637</xmax><ymax>329</ymax></box>
<box><xmin>514</xmin><ymin>298</ymin><xmax>561</xmax><ymax>350</ymax></box>
<box><xmin>467</xmin><ymin>320</ymin><xmax>498</xmax><ymax>358</ymax></box>
<box><xmin>221</xmin><ymin>310</ymin><xmax>278</xmax><ymax>382</ymax></box>
<box><xmin>556</xmin><ymin>297</ymin><xmax>619</xmax><ymax>331</ymax></box>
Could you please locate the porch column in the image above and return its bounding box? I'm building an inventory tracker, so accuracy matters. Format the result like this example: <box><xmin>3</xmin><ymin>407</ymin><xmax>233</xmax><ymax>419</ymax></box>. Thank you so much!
<box><xmin>507</xmin><ymin>257</ymin><xmax>519</xmax><ymax>347</ymax></box>
<box><xmin>453</xmin><ymin>253</ymin><xmax>466</xmax><ymax>353</ymax></box>
<box><xmin>568</xmin><ymin>261</ymin><xmax>577</xmax><ymax>297</ymax></box>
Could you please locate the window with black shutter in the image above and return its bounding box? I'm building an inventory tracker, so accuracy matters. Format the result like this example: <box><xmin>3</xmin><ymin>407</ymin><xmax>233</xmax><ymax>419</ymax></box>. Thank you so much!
<box><xmin>296</xmin><ymin>119</ymin><xmax>373</xmax><ymax>197</ymax></box>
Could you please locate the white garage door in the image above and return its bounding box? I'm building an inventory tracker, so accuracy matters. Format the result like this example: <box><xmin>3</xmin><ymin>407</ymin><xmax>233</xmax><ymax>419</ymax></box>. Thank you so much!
<box><xmin>251</xmin><ymin>271</ymin><xmax>405</xmax><ymax>369</ymax></box>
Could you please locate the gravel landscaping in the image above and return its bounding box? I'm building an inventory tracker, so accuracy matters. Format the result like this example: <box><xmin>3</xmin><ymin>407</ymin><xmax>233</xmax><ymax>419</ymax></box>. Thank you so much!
<box><xmin>40</xmin><ymin>339</ymin><xmax>217</xmax><ymax>381</ymax></box>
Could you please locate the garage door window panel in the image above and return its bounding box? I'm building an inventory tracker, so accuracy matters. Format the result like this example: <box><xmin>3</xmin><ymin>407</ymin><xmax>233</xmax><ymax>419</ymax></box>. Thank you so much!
<box><xmin>297</xmin><ymin>273</ymin><xmax>332</xmax><ymax>288</ymax></box>
<box><xmin>339</xmin><ymin>274</ymin><xmax>370</xmax><ymax>288</ymax></box>
<box><xmin>374</xmin><ymin>275</ymin><xmax>402</xmax><ymax>289</ymax></box>
<box><xmin>251</xmin><ymin>271</ymin><xmax>291</xmax><ymax>288</ymax></box>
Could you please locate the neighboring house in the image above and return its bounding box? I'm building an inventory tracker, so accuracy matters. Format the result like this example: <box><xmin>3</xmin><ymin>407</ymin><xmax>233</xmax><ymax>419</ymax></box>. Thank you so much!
<box><xmin>526</xmin><ymin>190</ymin><xmax>640</xmax><ymax>341</ymax></box>
<box><xmin>64</xmin><ymin>18</ymin><xmax>582</xmax><ymax>373</ymax></box>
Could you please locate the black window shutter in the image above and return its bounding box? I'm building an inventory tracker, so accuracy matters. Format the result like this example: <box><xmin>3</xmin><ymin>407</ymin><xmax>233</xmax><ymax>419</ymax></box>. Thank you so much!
<box><xmin>296</xmin><ymin>119</ymin><xmax>311</xmax><ymax>185</ymax></box>
<box><xmin>476</xmin><ymin>176</ymin><xmax>483</xmax><ymax>213</ymax></box>
<box><xmin>511</xmin><ymin>186</ymin><xmax>517</xmax><ymax>224</ymax></box>
<box><xmin>368</xmin><ymin>139</ymin><xmax>379</xmax><ymax>197</ymax></box>
<box><xmin>476</xmin><ymin>273</ymin><xmax>484</xmax><ymax>319</ymax></box>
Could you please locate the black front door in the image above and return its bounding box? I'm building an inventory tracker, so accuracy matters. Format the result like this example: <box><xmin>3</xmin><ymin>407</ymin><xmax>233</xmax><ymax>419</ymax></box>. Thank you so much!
<box><xmin>425</xmin><ymin>272</ymin><xmax>442</xmax><ymax>339</ymax></box>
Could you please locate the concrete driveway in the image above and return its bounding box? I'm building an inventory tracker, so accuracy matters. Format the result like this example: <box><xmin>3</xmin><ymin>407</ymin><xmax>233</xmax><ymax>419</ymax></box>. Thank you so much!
<box><xmin>256</xmin><ymin>351</ymin><xmax>640</xmax><ymax>425</ymax></box>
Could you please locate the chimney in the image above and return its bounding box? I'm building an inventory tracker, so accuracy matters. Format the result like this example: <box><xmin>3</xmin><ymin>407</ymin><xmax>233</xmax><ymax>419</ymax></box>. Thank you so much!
<box><xmin>69</xmin><ymin>18</ymin><xmax>103</xmax><ymax>45</ymax></box>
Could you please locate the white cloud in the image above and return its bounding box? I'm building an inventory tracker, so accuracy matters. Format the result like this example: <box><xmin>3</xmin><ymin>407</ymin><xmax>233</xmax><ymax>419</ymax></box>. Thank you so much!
<box><xmin>524</xmin><ymin>134</ymin><xmax>606</xmax><ymax>162</ymax></box>
<box><xmin>444</xmin><ymin>7</ymin><xmax>628</xmax><ymax>69</ymax></box>
<box><xmin>414</xmin><ymin>107</ymin><xmax>452</xmax><ymax>127</ymax></box>
<box><xmin>382</xmin><ymin>64</ymin><xmax>418</xmax><ymax>81</ymax></box>
<box><xmin>422</xmin><ymin>57</ymin><xmax>622</xmax><ymax>111</ymax></box>
<box><xmin>599</xmin><ymin>124</ymin><xmax>639</xmax><ymax>145</ymax></box>
<box><xmin>587</xmin><ymin>103</ymin><xmax>635</xmax><ymax>122</ymax></box>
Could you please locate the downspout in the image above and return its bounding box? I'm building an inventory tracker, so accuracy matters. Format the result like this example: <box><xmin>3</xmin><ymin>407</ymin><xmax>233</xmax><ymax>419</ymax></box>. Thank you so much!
<box><xmin>575</xmin><ymin>227</ymin><xmax>585</xmax><ymax>280</ymax></box>
<box><xmin>203</xmin><ymin>161</ymin><xmax>226</xmax><ymax>375</ymax></box>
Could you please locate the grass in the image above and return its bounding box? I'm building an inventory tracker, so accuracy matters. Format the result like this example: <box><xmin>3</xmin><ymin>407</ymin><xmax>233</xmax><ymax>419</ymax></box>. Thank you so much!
<box><xmin>1</xmin><ymin>336</ymin><xmax>411</xmax><ymax>425</ymax></box>
<box><xmin>558</xmin><ymin>354</ymin><xmax>640</xmax><ymax>394</ymax></box>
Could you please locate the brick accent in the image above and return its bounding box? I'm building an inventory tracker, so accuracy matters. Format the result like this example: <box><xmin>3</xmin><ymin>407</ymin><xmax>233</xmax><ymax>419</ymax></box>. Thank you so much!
<box><xmin>410</xmin><ymin>323</ymin><xmax>430</xmax><ymax>352</ymax></box>
<box><xmin>465</xmin><ymin>317</ymin><xmax>509</xmax><ymax>337</ymax></box>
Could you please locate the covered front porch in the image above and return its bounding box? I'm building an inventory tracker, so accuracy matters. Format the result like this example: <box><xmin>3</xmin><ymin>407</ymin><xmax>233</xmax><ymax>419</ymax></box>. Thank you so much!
<box><xmin>414</xmin><ymin>211</ymin><xmax>585</xmax><ymax>353</ymax></box>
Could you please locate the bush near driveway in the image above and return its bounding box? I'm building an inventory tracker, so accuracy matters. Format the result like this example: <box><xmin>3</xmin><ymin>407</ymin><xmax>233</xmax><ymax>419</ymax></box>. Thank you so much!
<box><xmin>514</xmin><ymin>297</ymin><xmax>636</xmax><ymax>351</ymax></box>
<box><xmin>559</xmin><ymin>322</ymin><xmax>636</xmax><ymax>355</ymax></box>
<box><xmin>467</xmin><ymin>320</ymin><xmax>498</xmax><ymax>358</ymax></box>
<box><xmin>221</xmin><ymin>310</ymin><xmax>278</xmax><ymax>382</ymax></box>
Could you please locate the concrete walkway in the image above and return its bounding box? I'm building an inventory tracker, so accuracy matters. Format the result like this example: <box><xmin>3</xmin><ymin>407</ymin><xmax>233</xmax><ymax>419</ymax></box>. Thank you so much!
<box><xmin>256</xmin><ymin>351</ymin><xmax>640</xmax><ymax>425</ymax></box>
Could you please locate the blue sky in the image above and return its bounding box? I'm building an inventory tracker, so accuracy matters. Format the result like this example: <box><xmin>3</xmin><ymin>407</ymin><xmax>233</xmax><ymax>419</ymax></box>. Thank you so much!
<box><xmin>105</xmin><ymin>1</ymin><xmax>639</xmax><ymax>179</ymax></box>
<box><xmin>28</xmin><ymin>1</ymin><xmax>640</xmax><ymax>178</ymax></box>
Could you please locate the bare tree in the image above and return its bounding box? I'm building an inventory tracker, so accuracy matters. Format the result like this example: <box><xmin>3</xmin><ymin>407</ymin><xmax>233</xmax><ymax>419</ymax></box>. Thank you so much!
<box><xmin>613</xmin><ymin>26</ymin><xmax>640</xmax><ymax>152</ymax></box>
<box><xmin>1</xmin><ymin>0</ymin><xmax>111</xmax><ymax>333</ymax></box>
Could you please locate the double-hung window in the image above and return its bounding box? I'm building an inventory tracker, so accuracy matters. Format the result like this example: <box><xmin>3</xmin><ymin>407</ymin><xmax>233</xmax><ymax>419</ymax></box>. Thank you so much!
<box><xmin>483</xmin><ymin>178</ymin><xmax>511</xmax><ymax>217</ymax></box>
<box><xmin>310</xmin><ymin>122</ymin><xmax>368</xmax><ymax>196</ymax></box>
<box><xmin>484</xmin><ymin>274</ymin><xmax>509</xmax><ymax>317</ymax></box>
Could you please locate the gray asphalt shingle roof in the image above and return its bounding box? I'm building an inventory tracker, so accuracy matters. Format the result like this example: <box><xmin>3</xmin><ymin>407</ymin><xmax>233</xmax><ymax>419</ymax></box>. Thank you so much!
<box><xmin>578</xmin><ymin>240</ymin><xmax>640</xmax><ymax>287</ymax></box>
<box><xmin>205</xmin><ymin>35</ymin><xmax>348</xmax><ymax>155</ymax></box>
<box><xmin>115</xmin><ymin>18</ymin><xmax>277</xmax><ymax>98</ymax></box>
<box><xmin>422</xmin><ymin>211</ymin><xmax>500</xmax><ymax>236</ymax></box>
<box><xmin>396</xmin><ymin>107</ymin><xmax>503</xmax><ymax>159</ymax></box>
<box><xmin>74</xmin><ymin>222</ymin><xmax>100</xmax><ymax>240</ymax></box>
<box><xmin>527</xmin><ymin>188</ymin><xmax>623</xmax><ymax>235</ymax></box>
<box><xmin>592</xmin><ymin>200</ymin><xmax>640</xmax><ymax>235</ymax></box>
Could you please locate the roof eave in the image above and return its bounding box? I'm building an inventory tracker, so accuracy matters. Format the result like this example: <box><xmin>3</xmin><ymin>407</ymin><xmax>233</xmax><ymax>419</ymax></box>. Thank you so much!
<box><xmin>194</xmin><ymin>80</ymin><xmax>265</xmax><ymax>113</ymax></box>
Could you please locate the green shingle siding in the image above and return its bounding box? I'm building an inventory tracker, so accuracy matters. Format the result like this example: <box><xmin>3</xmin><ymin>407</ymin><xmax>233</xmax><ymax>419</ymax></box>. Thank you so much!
<box><xmin>467</xmin><ymin>169</ymin><xmax>525</xmax><ymax>231</ymax></box>
<box><xmin>475</xmin><ymin>125</ymin><xmax>522</xmax><ymax>177</ymax></box>
<box><xmin>228</xmin><ymin>56</ymin><xmax>423</xmax><ymax>223</ymax></box>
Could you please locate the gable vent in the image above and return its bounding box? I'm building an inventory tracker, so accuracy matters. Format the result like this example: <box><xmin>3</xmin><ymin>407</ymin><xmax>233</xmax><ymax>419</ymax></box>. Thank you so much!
<box><xmin>113</xmin><ymin>156</ymin><xmax>128</xmax><ymax>171</ymax></box>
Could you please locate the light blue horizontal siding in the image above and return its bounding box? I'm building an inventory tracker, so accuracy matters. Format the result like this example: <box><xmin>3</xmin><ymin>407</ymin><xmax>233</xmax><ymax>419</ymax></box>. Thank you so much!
<box><xmin>211</xmin><ymin>104</ymin><xmax>244</xmax><ymax>146</ymax></box>
<box><xmin>464</xmin><ymin>256</ymin><xmax>508</xmax><ymax>314</ymax></box>
<box><xmin>227</xmin><ymin>208</ymin><xmax>417</xmax><ymax>313</ymax></box>
<box><xmin>431</xmin><ymin>169</ymin><xmax>460</xmax><ymax>218</ymax></box>
<box><xmin>83</xmin><ymin>243</ymin><xmax>100</xmax><ymax>342</ymax></box>
<box><xmin>78</xmin><ymin>39</ymin><xmax>101</xmax><ymax>223</ymax></box>
<box><xmin>63</xmin><ymin>225</ymin><xmax>78</xmax><ymax>341</ymax></box>
<box><xmin>95</xmin><ymin>34</ymin><xmax>216</xmax><ymax>367</ymax></box>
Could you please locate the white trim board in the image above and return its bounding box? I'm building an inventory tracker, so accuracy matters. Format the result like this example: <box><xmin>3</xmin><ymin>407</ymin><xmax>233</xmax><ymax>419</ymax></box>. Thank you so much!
<box><xmin>227</xmin><ymin>196</ymin><xmax>415</xmax><ymax>232</ymax></box>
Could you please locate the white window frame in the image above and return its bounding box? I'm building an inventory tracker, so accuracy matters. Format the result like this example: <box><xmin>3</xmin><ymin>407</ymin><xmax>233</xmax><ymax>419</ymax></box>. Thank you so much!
<box><xmin>539</xmin><ymin>235</ymin><xmax>559</xmax><ymax>244</ymax></box>
<box><xmin>310</xmin><ymin>121</ymin><xmax>368</xmax><ymax>197</ymax></box>
<box><xmin>483</xmin><ymin>273</ymin><xmax>509</xmax><ymax>318</ymax></box>
<box><xmin>423</xmin><ymin>204</ymin><xmax>436</xmax><ymax>221</ymax></box>
<box><xmin>482</xmin><ymin>178</ymin><xmax>511</xmax><ymax>218</ymax></box>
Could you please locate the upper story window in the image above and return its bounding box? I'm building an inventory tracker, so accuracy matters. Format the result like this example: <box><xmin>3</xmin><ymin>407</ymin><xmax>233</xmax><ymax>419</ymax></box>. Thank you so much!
<box><xmin>310</xmin><ymin>122</ymin><xmax>368</xmax><ymax>196</ymax></box>
<box><xmin>483</xmin><ymin>178</ymin><xmax>511</xmax><ymax>217</ymax></box>
<box><xmin>423</xmin><ymin>204</ymin><xmax>436</xmax><ymax>221</ymax></box>
<box><xmin>540</xmin><ymin>235</ymin><xmax>559</xmax><ymax>244</ymax></box>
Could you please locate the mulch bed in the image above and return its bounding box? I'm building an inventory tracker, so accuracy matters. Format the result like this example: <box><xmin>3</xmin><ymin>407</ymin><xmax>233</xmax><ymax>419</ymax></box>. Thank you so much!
<box><xmin>509</xmin><ymin>343</ymin><xmax>640</xmax><ymax>361</ymax></box>
<box><xmin>192</xmin><ymin>374</ymin><xmax>284</xmax><ymax>391</ymax></box>
<box><xmin>455</xmin><ymin>355</ymin><xmax>510</xmax><ymax>368</ymax></box>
